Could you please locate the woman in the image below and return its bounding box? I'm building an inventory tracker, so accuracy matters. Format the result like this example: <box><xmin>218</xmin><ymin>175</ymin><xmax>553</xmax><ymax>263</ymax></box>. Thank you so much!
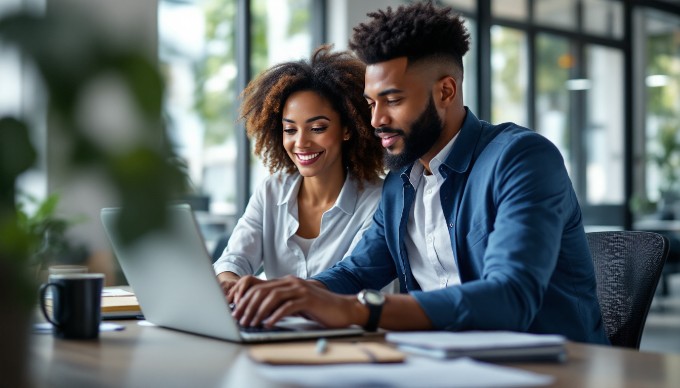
<box><xmin>214</xmin><ymin>45</ymin><xmax>384</xmax><ymax>299</ymax></box>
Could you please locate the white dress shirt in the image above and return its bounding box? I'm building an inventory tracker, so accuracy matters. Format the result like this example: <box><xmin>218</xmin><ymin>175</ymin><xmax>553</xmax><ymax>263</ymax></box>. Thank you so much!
<box><xmin>404</xmin><ymin>134</ymin><xmax>461</xmax><ymax>291</ymax></box>
<box><xmin>213</xmin><ymin>172</ymin><xmax>382</xmax><ymax>279</ymax></box>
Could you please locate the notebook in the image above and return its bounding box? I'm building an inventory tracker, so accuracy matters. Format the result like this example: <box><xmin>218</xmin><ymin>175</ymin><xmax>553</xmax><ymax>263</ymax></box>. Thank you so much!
<box><xmin>386</xmin><ymin>331</ymin><xmax>567</xmax><ymax>362</ymax></box>
<box><xmin>100</xmin><ymin>204</ymin><xmax>364</xmax><ymax>343</ymax></box>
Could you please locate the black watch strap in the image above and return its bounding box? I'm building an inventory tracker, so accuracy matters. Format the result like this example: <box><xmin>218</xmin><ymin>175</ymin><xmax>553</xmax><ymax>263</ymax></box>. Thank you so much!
<box><xmin>358</xmin><ymin>289</ymin><xmax>384</xmax><ymax>332</ymax></box>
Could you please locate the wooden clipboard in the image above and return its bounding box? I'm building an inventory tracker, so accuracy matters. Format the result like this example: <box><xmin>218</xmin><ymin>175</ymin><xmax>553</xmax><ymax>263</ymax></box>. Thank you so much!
<box><xmin>248</xmin><ymin>341</ymin><xmax>405</xmax><ymax>365</ymax></box>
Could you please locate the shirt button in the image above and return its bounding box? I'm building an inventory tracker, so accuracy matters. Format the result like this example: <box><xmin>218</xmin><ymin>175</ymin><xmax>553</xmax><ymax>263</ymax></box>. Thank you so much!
<box><xmin>427</xmin><ymin>235</ymin><xmax>433</xmax><ymax>242</ymax></box>
<box><xmin>426</xmin><ymin>189</ymin><xmax>432</xmax><ymax>195</ymax></box>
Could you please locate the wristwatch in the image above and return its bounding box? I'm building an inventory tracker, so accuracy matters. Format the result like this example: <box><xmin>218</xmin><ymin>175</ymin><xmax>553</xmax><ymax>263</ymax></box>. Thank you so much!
<box><xmin>357</xmin><ymin>289</ymin><xmax>385</xmax><ymax>332</ymax></box>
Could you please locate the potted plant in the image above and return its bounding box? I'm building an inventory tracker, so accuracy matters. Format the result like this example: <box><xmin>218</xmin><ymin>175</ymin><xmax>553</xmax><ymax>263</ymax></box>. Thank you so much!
<box><xmin>0</xmin><ymin>8</ymin><xmax>186</xmax><ymax>386</ymax></box>
<box><xmin>16</xmin><ymin>192</ymin><xmax>89</xmax><ymax>279</ymax></box>
<box><xmin>652</xmin><ymin>121</ymin><xmax>680</xmax><ymax>219</ymax></box>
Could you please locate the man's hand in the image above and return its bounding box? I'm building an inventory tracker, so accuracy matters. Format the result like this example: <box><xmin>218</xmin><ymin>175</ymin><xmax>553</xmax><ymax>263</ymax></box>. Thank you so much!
<box><xmin>216</xmin><ymin>272</ymin><xmax>241</xmax><ymax>296</ymax></box>
<box><xmin>231</xmin><ymin>275</ymin><xmax>367</xmax><ymax>329</ymax></box>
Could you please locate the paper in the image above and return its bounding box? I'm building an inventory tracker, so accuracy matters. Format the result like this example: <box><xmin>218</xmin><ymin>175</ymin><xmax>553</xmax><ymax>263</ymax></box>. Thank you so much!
<box><xmin>102</xmin><ymin>288</ymin><xmax>135</xmax><ymax>297</ymax></box>
<box><xmin>43</xmin><ymin>287</ymin><xmax>134</xmax><ymax>299</ymax></box>
<box><xmin>256</xmin><ymin>356</ymin><xmax>554</xmax><ymax>387</ymax></box>
<box><xmin>33</xmin><ymin>322</ymin><xmax>125</xmax><ymax>334</ymax></box>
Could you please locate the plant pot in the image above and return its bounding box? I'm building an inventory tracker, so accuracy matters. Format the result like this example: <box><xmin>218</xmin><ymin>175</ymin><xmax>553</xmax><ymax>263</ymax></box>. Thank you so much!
<box><xmin>0</xmin><ymin>259</ymin><xmax>33</xmax><ymax>388</ymax></box>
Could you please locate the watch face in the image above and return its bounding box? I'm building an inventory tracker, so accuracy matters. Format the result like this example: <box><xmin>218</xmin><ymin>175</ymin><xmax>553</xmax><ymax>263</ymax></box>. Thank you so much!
<box><xmin>364</xmin><ymin>290</ymin><xmax>385</xmax><ymax>305</ymax></box>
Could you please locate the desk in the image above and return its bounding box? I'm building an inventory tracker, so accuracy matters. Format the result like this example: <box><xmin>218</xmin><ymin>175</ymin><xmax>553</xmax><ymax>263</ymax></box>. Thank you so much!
<box><xmin>29</xmin><ymin>321</ymin><xmax>680</xmax><ymax>388</ymax></box>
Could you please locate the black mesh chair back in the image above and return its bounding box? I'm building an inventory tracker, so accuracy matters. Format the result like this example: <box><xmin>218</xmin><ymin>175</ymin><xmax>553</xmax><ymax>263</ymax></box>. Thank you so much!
<box><xmin>586</xmin><ymin>231</ymin><xmax>669</xmax><ymax>349</ymax></box>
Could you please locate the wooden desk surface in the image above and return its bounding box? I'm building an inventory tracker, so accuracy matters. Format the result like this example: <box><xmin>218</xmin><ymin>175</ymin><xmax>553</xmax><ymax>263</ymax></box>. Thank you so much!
<box><xmin>29</xmin><ymin>320</ymin><xmax>680</xmax><ymax>388</ymax></box>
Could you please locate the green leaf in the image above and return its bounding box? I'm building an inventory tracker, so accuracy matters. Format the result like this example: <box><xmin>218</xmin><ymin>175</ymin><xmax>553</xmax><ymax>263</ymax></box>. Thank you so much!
<box><xmin>0</xmin><ymin>117</ymin><xmax>37</xmax><ymax>184</ymax></box>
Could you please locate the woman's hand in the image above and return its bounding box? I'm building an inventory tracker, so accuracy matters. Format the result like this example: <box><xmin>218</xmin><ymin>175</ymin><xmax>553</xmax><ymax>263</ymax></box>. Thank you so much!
<box><xmin>216</xmin><ymin>272</ymin><xmax>241</xmax><ymax>296</ymax></box>
<box><xmin>228</xmin><ymin>275</ymin><xmax>266</xmax><ymax>304</ymax></box>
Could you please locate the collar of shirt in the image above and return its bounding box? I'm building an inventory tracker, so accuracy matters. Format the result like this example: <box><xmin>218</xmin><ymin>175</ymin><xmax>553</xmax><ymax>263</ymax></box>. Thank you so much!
<box><xmin>407</xmin><ymin>130</ymin><xmax>460</xmax><ymax>186</ymax></box>
<box><xmin>277</xmin><ymin>171</ymin><xmax>358</xmax><ymax>216</ymax></box>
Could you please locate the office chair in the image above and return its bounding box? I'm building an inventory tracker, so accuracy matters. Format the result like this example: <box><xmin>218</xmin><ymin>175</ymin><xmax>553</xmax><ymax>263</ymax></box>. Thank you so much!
<box><xmin>586</xmin><ymin>231</ymin><xmax>669</xmax><ymax>349</ymax></box>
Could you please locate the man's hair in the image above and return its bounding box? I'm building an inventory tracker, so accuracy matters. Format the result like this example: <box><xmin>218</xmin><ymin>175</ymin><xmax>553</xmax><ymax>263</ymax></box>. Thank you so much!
<box><xmin>239</xmin><ymin>44</ymin><xmax>383</xmax><ymax>186</ymax></box>
<box><xmin>349</xmin><ymin>1</ymin><xmax>470</xmax><ymax>73</ymax></box>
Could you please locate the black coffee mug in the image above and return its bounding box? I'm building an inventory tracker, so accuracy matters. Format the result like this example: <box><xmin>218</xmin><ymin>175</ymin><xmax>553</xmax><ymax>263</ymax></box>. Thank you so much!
<box><xmin>39</xmin><ymin>273</ymin><xmax>104</xmax><ymax>339</ymax></box>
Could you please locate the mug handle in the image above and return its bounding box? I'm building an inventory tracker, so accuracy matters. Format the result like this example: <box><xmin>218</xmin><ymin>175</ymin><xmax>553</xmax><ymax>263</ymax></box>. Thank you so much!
<box><xmin>39</xmin><ymin>282</ymin><xmax>61</xmax><ymax>328</ymax></box>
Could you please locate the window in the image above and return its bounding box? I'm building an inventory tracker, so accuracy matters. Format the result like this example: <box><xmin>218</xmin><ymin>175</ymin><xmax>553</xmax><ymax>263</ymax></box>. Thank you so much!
<box><xmin>535</xmin><ymin>33</ymin><xmax>572</xmax><ymax>173</ymax></box>
<box><xmin>584</xmin><ymin>45</ymin><xmax>624</xmax><ymax>204</ymax></box>
<box><xmin>535</xmin><ymin>0</ymin><xmax>578</xmax><ymax>30</ymax></box>
<box><xmin>249</xmin><ymin>0</ymin><xmax>314</xmax><ymax>192</ymax></box>
<box><xmin>491</xmin><ymin>26</ymin><xmax>528</xmax><ymax>127</ymax></box>
<box><xmin>583</xmin><ymin>0</ymin><xmax>623</xmax><ymax>39</ymax></box>
<box><xmin>639</xmin><ymin>9</ymin><xmax>680</xmax><ymax>207</ymax></box>
<box><xmin>462</xmin><ymin>18</ymin><xmax>478</xmax><ymax>115</ymax></box>
<box><xmin>492</xmin><ymin>0</ymin><xmax>528</xmax><ymax>21</ymax></box>
<box><xmin>159</xmin><ymin>0</ymin><xmax>315</xmax><ymax>216</ymax></box>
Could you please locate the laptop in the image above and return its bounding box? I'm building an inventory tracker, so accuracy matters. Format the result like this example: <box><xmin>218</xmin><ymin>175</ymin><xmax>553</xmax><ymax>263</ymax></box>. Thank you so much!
<box><xmin>100</xmin><ymin>204</ymin><xmax>364</xmax><ymax>343</ymax></box>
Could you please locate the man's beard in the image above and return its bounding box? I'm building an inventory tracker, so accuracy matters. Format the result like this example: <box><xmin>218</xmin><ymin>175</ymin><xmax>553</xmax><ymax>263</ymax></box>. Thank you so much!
<box><xmin>375</xmin><ymin>97</ymin><xmax>444</xmax><ymax>171</ymax></box>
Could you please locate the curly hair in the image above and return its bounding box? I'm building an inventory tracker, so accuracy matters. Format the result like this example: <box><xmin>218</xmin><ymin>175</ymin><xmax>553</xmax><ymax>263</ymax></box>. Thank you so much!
<box><xmin>239</xmin><ymin>45</ymin><xmax>383</xmax><ymax>187</ymax></box>
<box><xmin>349</xmin><ymin>1</ymin><xmax>470</xmax><ymax>73</ymax></box>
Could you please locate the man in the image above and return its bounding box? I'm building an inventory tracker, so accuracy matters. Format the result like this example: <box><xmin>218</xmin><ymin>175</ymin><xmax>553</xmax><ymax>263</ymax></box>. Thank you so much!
<box><xmin>231</xmin><ymin>1</ymin><xmax>608</xmax><ymax>344</ymax></box>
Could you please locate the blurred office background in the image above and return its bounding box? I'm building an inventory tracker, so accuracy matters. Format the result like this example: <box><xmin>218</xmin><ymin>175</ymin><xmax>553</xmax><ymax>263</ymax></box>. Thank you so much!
<box><xmin>2</xmin><ymin>0</ymin><xmax>680</xmax><ymax>352</ymax></box>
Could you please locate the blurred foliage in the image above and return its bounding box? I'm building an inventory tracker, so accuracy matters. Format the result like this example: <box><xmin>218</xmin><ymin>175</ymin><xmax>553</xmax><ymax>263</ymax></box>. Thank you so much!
<box><xmin>0</xmin><ymin>7</ymin><xmax>187</xmax><ymax>303</ymax></box>
<box><xmin>629</xmin><ymin>193</ymin><xmax>658</xmax><ymax>216</ymax></box>
<box><xmin>0</xmin><ymin>117</ymin><xmax>37</xmax><ymax>304</ymax></box>
<box><xmin>16</xmin><ymin>192</ymin><xmax>88</xmax><ymax>271</ymax></box>
<box><xmin>651</xmin><ymin>121</ymin><xmax>680</xmax><ymax>195</ymax></box>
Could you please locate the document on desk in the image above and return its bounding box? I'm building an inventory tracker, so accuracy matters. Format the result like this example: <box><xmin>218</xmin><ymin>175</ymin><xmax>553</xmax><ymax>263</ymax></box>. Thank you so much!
<box><xmin>386</xmin><ymin>331</ymin><xmax>566</xmax><ymax>362</ymax></box>
<box><xmin>255</xmin><ymin>356</ymin><xmax>554</xmax><ymax>387</ymax></box>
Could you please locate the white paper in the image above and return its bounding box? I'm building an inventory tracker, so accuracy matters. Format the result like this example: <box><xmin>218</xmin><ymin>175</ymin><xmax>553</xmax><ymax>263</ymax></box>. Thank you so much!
<box><xmin>43</xmin><ymin>287</ymin><xmax>133</xmax><ymax>299</ymax></box>
<box><xmin>256</xmin><ymin>357</ymin><xmax>554</xmax><ymax>387</ymax></box>
<box><xmin>386</xmin><ymin>331</ymin><xmax>565</xmax><ymax>350</ymax></box>
<box><xmin>33</xmin><ymin>322</ymin><xmax>125</xmax><ymax>334</ymax></box>
<box><xmin>102</xmin><ymin>288</ymin><xmax>135</xmax><ymax>297</ymax></box>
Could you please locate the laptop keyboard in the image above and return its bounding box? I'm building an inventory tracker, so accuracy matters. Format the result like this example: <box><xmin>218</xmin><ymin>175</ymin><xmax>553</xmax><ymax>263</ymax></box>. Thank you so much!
<box><xmin>239</xmin><ymin>325</ymin><xmax>294</xmax><ymax>333</ymax></box>
<box><xmin>230</xmin><ymin>304</ymin><xmax>299</xmax><ymax>333</ymax></box>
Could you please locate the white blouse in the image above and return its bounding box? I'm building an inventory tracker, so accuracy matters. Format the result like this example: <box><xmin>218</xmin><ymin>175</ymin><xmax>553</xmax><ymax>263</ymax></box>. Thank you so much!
<box><xmin>213</xmin><ymin>172</ymin><xmax>382</xmax><ymax>279</ymax></box>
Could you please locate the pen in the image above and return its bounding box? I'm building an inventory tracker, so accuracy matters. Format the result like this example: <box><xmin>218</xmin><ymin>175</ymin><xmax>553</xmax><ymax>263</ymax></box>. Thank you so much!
<box><xmin>316</xmin><ymin>338</ymin><xmax>328</xmax><ymax>355</ymax></box>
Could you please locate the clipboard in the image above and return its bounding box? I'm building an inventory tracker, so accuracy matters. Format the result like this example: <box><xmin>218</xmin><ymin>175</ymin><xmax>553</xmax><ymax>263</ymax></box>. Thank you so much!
<box><xmin>248</xmin><ymin>341</ymin><xmax>405</xmax><ymax>365</ymax></box>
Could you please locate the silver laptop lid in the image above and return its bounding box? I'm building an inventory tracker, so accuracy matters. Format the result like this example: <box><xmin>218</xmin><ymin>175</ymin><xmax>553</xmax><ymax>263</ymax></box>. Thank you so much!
<box><xmin>100</xmin><ymin>204</ymin><xmax>364</xmax><ymax>343</ymax></box>
<box><xmin>101</xmin><ymin>204</ymin><xmax>243</xmax><ymax>342</ymax></box>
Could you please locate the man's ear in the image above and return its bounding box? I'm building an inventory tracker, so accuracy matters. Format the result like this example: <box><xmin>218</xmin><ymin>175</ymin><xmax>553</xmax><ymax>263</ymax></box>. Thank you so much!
<box><xmin>434</xmin><ymin>75</ymin><xmax>457</xmax><ymax>108</ymax></box>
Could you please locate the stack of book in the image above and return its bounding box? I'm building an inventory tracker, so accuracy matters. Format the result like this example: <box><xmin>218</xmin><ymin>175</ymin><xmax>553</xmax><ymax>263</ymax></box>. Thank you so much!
<box><xmin>100</xmin><ymin>288</ymin><xmax>142</xmax><ymax>319</ymax></box>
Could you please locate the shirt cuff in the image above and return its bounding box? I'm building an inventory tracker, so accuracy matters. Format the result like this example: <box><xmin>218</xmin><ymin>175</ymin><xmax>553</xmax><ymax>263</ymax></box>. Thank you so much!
<box><xmin>213</xmin><ymin>259</ymin><xmax>251</xmax><ymax>277</ymax></box>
